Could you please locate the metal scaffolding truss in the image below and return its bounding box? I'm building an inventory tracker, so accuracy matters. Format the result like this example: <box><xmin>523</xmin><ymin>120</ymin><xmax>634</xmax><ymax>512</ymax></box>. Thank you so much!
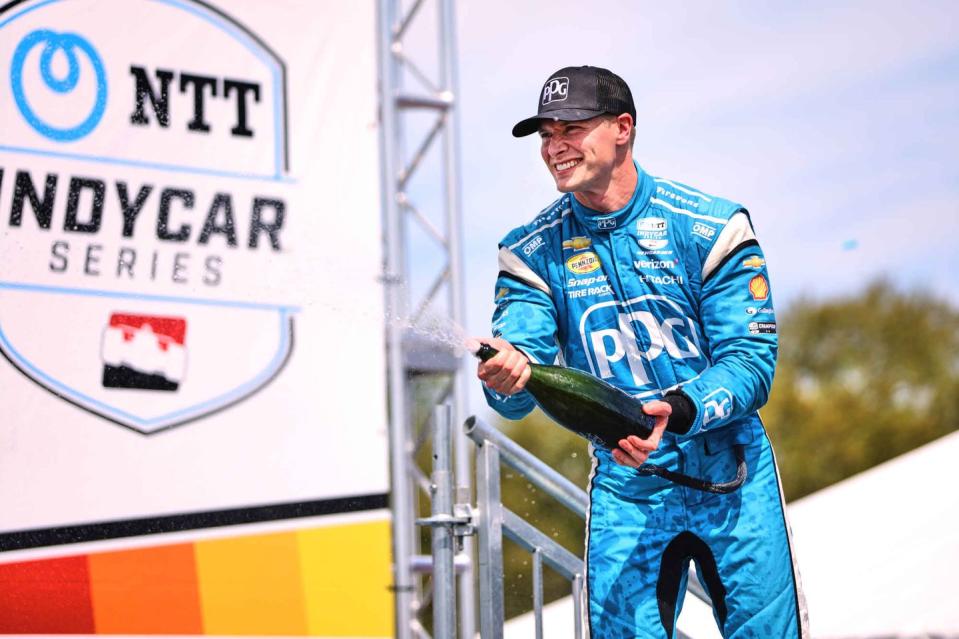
<box><xmin>376</xmin><ymin>1</ymin><xmax>474</xmax><ymax>637</ymax></box>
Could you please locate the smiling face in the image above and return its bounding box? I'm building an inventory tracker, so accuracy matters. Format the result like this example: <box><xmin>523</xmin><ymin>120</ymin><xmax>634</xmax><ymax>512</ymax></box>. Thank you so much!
<box><xmin>538</xmin><ymin>114</ymin><xmax>635</xmax><ymax>207</ymax></box>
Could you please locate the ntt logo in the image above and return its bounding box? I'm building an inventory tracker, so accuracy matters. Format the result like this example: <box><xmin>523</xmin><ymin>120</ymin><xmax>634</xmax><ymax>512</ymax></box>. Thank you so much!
<box><xmin>10</xmin><ymin>29</ymin><xmax>108</xmax><ymax>141</ymax></box>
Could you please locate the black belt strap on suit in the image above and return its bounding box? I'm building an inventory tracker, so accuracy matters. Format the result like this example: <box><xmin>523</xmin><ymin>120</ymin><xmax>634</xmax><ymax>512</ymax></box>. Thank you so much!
<box><xmin>636</xmin><ymin>444</ymin><xmax>747</xmax><ymax>494</ymax></box>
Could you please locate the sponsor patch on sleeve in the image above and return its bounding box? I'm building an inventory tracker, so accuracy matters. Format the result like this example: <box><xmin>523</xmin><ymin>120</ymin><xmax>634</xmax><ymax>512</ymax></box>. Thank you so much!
<box><xmin>748</xmin><ymin>275</ymin><xmax>769</xmax><ymax>301</ymax></box>
<box><xmin>748</xmin><ymin>321</ymin><xmax>777</xmax><ymax>334</ymax></box>
<box><xmin>692</xmin><ymin>222</ymin><xmax>716</xmax><ymax>240</ymax></box>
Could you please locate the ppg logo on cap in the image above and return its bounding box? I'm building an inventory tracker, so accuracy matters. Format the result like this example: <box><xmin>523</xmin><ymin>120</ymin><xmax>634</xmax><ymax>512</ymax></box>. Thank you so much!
<box><xmin>542</xmin><ymin>77</ymin><xmax>569</xmax><ymax>105</ymax></box>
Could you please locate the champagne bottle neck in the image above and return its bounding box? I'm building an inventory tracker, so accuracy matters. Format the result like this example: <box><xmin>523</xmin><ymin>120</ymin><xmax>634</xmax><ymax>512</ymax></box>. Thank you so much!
<box><xmin>475</xmin><ymin>343</ymin><xmax>498</xmax><ymax>362</ymax></box>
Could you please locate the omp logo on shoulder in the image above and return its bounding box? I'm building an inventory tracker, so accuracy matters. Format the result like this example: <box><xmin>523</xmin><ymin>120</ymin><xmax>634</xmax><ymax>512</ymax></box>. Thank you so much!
<box><xmin>692</xmin><ymin>222</ymin><xmax>715</xmax><ymax>240</ymax></box>
<box><xmin>0</xmin><ymin>0</ymin><xmax>296</xmax><ymax>434</ymax></box>
<box><xmin>522</xmin><ymin>235</ymin><xmax>544</xmax><ymax>256</ymax></box>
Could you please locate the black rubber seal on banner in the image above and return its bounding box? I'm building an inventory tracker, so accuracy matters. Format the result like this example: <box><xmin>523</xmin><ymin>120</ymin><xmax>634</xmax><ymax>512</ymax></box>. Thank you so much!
<box><xmin>0</xmin><ymin>493</ymin><xmax>389</xmax><ymax>552</ymax></box>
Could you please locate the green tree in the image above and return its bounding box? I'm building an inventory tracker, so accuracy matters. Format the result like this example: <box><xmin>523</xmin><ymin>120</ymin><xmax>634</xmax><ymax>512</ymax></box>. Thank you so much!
<box><xmin>763</xmin><ymin>280</ymin><xmax>959</xmax><ymax>499</ymax></box>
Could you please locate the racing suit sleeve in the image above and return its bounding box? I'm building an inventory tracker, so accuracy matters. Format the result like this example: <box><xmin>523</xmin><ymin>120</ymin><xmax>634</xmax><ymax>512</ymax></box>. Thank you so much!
<box><xmin>670</xmin><ymin>212</ymin><xmax>778</xmax><ymax>436</ymax></box>
<box><xmin>483</xmin><ymin>246</ymin><xmax>560</xmax><ymax>420</ymax></box>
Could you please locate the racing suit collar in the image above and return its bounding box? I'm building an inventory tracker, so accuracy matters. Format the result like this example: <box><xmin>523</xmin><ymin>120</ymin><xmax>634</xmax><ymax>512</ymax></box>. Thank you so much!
<box><xmin>570</xmin><ymin>161</ymin><xmax>654</xmax><ymax>234</ymax></box>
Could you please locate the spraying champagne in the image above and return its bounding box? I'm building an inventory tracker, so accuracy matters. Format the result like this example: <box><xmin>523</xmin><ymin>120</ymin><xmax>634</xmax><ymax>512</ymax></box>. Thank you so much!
<box><xmin>471</xmin><ymin>340</ymin><xmax>747</xmax><ymax>494</ymax></box>
<box><xmin>472</xmin><ymin>341</ymin><xmax>654</xmax><ymax>449</ymax></box>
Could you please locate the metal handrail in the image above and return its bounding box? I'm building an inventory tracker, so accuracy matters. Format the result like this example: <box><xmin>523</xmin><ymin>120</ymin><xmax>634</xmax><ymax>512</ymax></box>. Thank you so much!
<box><xmin>421</xmin><ymin>412</ymin><xmax>712</xmax><ymax>638</ymax></box>
<box><xmin>465</xmin><ymin>416</ymin><xmax>588</xmax><ymax>518</ymax></box>
<box><xmin>468</xmin><ymin>416</ymin><xmax>585</xmax><ymax>639</ymax></box>
<box><xmin>465</xmin><ymin>416</ymin><xmax>712</xmax><ymax>638</ymax></box>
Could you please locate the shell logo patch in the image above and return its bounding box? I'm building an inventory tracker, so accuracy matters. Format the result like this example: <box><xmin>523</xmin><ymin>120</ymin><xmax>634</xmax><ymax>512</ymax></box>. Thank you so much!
<box><xmin>748</xmin><ymin>275</ymin><xmax>770</xmax><ymax>301</ymax></box>
<box><xmin>566</xmin><ymin>251</ymin><xmax>601</xmax><ymax>275</ymax></box>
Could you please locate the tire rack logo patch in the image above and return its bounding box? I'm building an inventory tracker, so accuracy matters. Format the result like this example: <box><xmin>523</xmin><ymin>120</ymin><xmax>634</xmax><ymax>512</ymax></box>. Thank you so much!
<box><xmin>0</xmin><ymin>0</ymin><xmax>296</xmax><ymax>435</ymax></box>
<box><xmin>102</xmin><ymin>313</ymin><xmax>186</xmax><ymax>391</ymax></box>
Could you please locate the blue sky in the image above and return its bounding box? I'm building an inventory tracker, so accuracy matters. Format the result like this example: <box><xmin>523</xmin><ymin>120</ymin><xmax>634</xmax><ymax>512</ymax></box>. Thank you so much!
<box><xmin>400</xmin><ymin>1</ymin><xmax>959</xmax><ymax>414</ymax></box>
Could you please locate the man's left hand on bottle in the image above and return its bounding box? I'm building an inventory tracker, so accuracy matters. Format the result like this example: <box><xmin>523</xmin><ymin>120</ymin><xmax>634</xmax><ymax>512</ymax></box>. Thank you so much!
<box><xmin>612</xmin><ymin>400</ymin><xmax>671</xmax><ymax>468</ymax></box>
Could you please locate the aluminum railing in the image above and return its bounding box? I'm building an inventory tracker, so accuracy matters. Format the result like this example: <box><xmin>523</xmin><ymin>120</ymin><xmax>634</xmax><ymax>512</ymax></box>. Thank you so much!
<box><xmin>419</xmin><ymin>410</ymin><xmax>712</xmax><ymax>638</ymax></box>
<box><xmin>466</xmin><ymin>416</ymin><xmax>586</xmax><ymax>638</ymax></box>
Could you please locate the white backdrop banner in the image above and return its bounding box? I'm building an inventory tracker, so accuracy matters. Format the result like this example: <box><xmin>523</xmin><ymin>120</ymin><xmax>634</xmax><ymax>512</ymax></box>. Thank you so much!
<box><xmin>0</xmin><ymin>0</ymin><xmax>387</xmax><ymax>538</ymax></box>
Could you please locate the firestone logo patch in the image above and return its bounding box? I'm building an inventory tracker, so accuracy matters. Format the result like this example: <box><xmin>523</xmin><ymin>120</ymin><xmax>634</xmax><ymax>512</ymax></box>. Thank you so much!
<box><xmin>0</xmin><ymin>0</ymin><xmax>295</xmax><ymax>434</ymax></box>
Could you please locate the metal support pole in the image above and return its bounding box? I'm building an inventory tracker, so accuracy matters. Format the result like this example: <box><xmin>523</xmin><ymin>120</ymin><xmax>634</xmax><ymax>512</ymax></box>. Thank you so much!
<box><xmin>377</xmin><ymin>1</ymin><xmax>414</xmax><ymax>637</ymax></box>
<box><xmin>532</xmin><ymin>549</ymin><xmax>544</xmax><ymax>639</ymax></box>
<box><xmin>476</xmin><ymin>441</ymin><xmax>505</xmax><ymax>639</ymax></box>
<box><xmin>572</xmin><ymin>575</ymin><xmax>584</xmax><ymax>639</ymax></box>
<box><xmin>430</xmin><ymin>405</ymin><xmax>457</xmax><ymax>637</ymax></box>
<box><xmin>437</xmin><ymin>1</ymin><xmax>476</xmax><ymax>636</ymax></box>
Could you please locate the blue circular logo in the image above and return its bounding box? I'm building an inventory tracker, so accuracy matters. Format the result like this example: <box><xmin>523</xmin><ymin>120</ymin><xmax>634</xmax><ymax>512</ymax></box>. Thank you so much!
<box><xmin>10</xmin><ymin>29</ymin><xmax>108</xmax><ymax>142</ymax></box>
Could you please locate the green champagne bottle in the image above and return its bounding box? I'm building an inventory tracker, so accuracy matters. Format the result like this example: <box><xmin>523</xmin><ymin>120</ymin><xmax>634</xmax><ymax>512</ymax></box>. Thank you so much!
<box><xmin>474</xmin><ymin>342</ymin><xmax>654</xmax><ymax>449</ymax></box>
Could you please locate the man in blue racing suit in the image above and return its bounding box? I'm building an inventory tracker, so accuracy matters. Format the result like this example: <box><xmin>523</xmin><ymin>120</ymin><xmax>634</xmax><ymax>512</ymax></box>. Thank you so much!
<box><xmin>475</xmin><ymin>66</ymin><xmax>808</xmax><ymax>638</ymax></box>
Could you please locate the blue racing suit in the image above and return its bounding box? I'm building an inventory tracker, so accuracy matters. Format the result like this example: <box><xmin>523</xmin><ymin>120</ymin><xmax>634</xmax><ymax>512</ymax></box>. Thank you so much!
<box><xmin>484</xmin><ymin>162</ymin><xmax>808</xmax><ymax>638</ymax></box>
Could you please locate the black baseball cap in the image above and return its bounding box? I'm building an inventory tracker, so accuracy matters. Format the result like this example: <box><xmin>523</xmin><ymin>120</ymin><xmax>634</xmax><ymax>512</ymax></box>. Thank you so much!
<box><xmin>512</xmin><ymin>65</ymin><xmax>636</xmax><ymax>138</ymax></box>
